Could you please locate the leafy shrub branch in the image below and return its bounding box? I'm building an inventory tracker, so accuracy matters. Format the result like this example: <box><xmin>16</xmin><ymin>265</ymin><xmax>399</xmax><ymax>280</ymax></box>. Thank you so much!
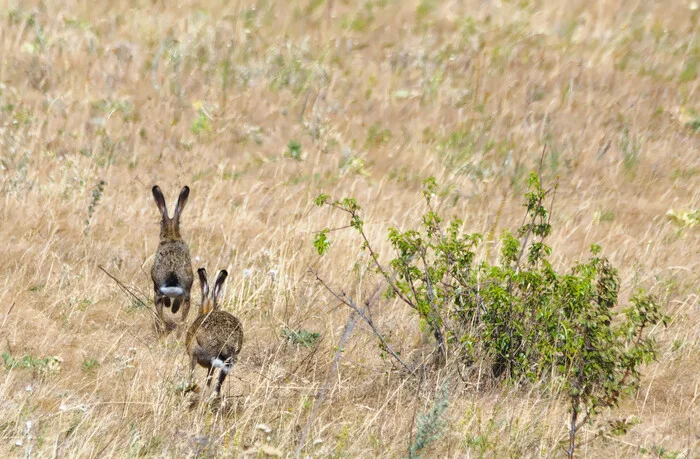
<box><xmin>313</xmin><ymin>170</ymin><xmax>668</xmax><ymax>456</ymax></box>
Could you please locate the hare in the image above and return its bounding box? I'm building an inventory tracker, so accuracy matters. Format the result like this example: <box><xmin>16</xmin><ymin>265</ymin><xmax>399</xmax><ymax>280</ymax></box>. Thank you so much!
<box><xmin>151</xmin><ymin>185</ymin><xmax>194</xmax><ymax>332</ymax></box>
<box><xmin>186</xmin><ymin>268</ymin><xmax>243</xmax><ymax>397</ymax></box>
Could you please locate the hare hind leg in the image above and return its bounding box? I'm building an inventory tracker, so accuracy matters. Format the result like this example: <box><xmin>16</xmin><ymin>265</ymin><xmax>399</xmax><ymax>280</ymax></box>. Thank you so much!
<box><xmin>205</xmin><ymin>366</ymin><xmax>215</xmax><ymax>387</ymax></box>
<box><xmin>214</xmin><ymin>361</ymin><xmax>235</xmax><ymax>395</ymax></box>
<box><xmin>171</xmin><ymin>298</ymin><xmax>181</xmax><ymax>314</ymax></box>
<box><xmin>181</xmin><ymin>295</ymin><xmax>191</xmax><ymax>325</ymax></box>
<box><xmin>154</xmin><ymin>290</ymin><xmax>166</xmax><ymax>333</ymax></box>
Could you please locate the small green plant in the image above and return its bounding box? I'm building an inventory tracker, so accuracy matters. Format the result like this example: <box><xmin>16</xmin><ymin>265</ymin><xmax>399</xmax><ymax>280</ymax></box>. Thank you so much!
<box><xmin>282</xmin><ymin>328</ymin><xmax>321</xmax><ymax>347</ymax></box>
<box><xmin>666</xmin><ymin>208</ymin><xmax>699</xmax><ymax>228</ymax></box>
<box><xmin>90</xmin><ymin>98</ymin><xmax>136</xmax><ymax>122</ymax></box>
<box><xmin>3</xmin><ymin>352</ymin><xmax>62</xmax><ymax>372</ymax></box>
<box><xmin>286</xmin><ymin>139</ymin><xmax>303</xmax><ymax>160</ymax></box>
<box><xmin>267</xmin><ymin>48</ymin><xmax>312</xmax><ymax>95</ymax></box>
<box><xmin>342</xmin><ymin>2</ymin><xmax>376</xmax><ymax>32</ymax></box>
<box><xmin>313</xmin><ymin>167</ymin><xmax>668</xmax><ymax>457</ymax></box>
<box><xmin>608</xmin><ymin>416</ymin><xmax>640</xmax><ymax>436</ymax></box>
<box><xmin>364</xmin><ymin>122</ymin><xmax>392</xmax><ymax>149</ymax></box>
<box><xmin>191</xmin><ymin>105</ymin><xmax>212</xmax><ymax>136</ymax></box>
<box><xmin>416</xmin><ymin>0</ymin><xmax>437</xmax><ymax>23</ymax></box>
<box><xmin>81</xmin><ymin>357</ymin><xmax>100</xmax><ymax>372</ymax></box>
<box><xmin>679</xmin><ymin>56</ymin><xmax>698</xmax><ymax>83</ymax></box>
<box><xmin>594</xmin><ymin>209</ymin><xmax>616</xmax><ymax>222</ymax></box>
<box><xmin>339</xmin><ymin>151</ymin><xmax>370</xmax><ymax>176</ymax></box>
<box><xmin>84</xmin><ymin>180</ymin><xmax>106</xmax><ymax>233</ymax></box>
<box><xmin>618</xmin><ymin>127</ymin><xmax>641</xmax><ymax>172</ymax></box>
<box><xmin>408</xmin><ymin>382</ymin><xmax>450</xmax><ymax>458</ymax></box>
<box><xmin>437</xmin><ymin>127</ymin><xmax>477</xmax><ymax>171</ymax></box>
<box><xmin>679</xmin><ymin>107</ymin><xmax>700</xmax><ymax>132</ymax></box>
<box><xmin>173</xmin><ymin>380</ymin><xmax>199</xmax><ymax>394</ymax></box>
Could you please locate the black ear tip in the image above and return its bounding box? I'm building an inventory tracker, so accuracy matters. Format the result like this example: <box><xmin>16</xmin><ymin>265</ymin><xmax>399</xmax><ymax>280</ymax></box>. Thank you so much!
<box><xmin>198</xmin><ymin>268</ymin><xmax>207</xmax><ymax>276</ymax></box>
<box><xmin>219</xmin><ymin>270</ymin><xmax>228</xmax><ymax>279</ymax></box>
<box><xmin>181</xmin><ymin>185</ymin><xmax>190</xmax><ymax>196</ymax></box>
<box><xmin>152</xmin><ymin>185</ymin><xmax>161</xmax><ymax>195</ymax></box>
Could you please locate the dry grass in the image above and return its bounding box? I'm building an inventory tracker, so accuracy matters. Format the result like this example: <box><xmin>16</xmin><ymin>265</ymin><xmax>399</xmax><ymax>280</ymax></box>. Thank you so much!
<box><xmin>1</xmin><ymin>0</ymin><xmax>699</xmax><ymax>457</ymax></box>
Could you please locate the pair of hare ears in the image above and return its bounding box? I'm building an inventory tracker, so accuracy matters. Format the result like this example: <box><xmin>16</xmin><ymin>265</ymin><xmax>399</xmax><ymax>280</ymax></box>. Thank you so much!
<box><xmin>198</xmin><ymin>268</ymin><xmax>228</xmax><ymax>301</ymax></box>
<box><xmin>152</xmin><ymin>185</ymin><xmax>190</xmax><ymax>221</ymax></box>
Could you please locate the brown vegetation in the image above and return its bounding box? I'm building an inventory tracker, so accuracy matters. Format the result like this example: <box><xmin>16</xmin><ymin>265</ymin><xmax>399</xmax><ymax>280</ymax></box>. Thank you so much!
<box><xmin>0</xmin><ymin>0</ymin><xmax>698</xmax><ymax>457</ymax></box>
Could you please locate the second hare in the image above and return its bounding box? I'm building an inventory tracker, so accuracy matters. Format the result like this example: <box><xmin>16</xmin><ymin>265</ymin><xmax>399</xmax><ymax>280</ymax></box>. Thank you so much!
<box><xmin>186</xmin><ymin>268</ymin><xmax>243</xmax><ymax>397</ymax></box>
<box><xmin>151</xmin><ymin>185</ymin><xmax>194</xmax><ymax>332</ymax></box>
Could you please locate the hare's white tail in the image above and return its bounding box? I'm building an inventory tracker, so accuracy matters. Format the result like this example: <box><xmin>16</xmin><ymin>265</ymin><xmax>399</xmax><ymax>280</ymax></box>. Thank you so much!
<box><xmin>211</xmin><ymin>357</ymin><xmax>234</xmax><ymax>375</ymax></box>
<box><xmin>159</xmin><ymin>286</ymin><xmax>184</xmax><ymax>297</ymax></box>
<box><xmin>159</xmin><ymin>273</ymin><xmax>186</xmax><ymax>297</ymax></box>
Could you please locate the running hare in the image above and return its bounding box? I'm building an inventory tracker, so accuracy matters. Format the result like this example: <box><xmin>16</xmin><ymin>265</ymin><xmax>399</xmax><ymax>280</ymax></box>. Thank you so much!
<box><xmin>151</xmin><ymin>185</ymin><xmax>194</xmax><ymax>332</ymax></box>
<box><xmin>186</xmin><ymin>268</ymin><xmax>243</xmax><ymax>397</ymax></box>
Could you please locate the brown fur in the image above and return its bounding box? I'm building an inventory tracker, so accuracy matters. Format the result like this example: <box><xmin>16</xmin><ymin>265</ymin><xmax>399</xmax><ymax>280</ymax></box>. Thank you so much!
<box><xmin>150</xmin><ymin>185</ymin><xmax>194</xmax><ymax>332</ymax></box>
<box><xmin>186</xmin><ymin>269</ymin><xmax>243</xmax><ymax>396</ymax></box>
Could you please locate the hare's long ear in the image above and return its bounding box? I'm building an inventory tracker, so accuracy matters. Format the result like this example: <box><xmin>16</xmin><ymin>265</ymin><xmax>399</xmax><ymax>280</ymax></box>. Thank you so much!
<box><xmin>152</xmin><ymin>186</ymin><xmax>169</xmax><ymax>220</ymax></box>
<box><xmin>173</xmin><ymin>186</ymin><xmax>190</xmax><ymax>223</ymax></box>
<box><xmin>212</xmin><ymin>270</ymin><xmax>228</xmax><ymax>308</ymax></box>
<box><xmin>198</xmin><ymin>268</ymin><xmax>209</xmax><ymax>303</ymax></box>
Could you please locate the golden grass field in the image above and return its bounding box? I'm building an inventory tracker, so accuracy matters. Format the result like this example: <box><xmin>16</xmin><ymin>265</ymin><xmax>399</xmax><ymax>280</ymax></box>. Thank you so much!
<box><xmin>1</xmin><ymin>0</ymin><xmax>699</xmax><ymax>457</ymax></box>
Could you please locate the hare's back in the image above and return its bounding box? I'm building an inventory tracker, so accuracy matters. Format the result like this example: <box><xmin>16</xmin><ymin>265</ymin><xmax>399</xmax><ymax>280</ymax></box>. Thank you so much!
<box><xmin>197</xmin><ymin>311</ymin><xmax>243</xmax><ymax>355</ymax></box>
<box><xmin>154</xmin><ymin>240</ymin><xmax>191</xmax><ymax>264</ymax></box>
<box><xmin>152</xmin><ymin>240</ymin><xmax>193</xmax><ymax>282</ymax></box>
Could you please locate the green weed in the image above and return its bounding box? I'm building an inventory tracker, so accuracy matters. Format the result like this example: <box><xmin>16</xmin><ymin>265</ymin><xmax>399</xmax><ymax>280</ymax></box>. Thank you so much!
<box><xmin>282</xmin><ymin>328</ymin><xmax>321</xmax><ymax>347</ymax></box>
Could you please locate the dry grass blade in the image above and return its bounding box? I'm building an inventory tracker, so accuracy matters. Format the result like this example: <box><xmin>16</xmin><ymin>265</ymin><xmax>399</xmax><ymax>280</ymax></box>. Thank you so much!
<box><xmin>295</xmin><ymin>309</ymin><xmax>360</xmax><ymax>457</ymax></box>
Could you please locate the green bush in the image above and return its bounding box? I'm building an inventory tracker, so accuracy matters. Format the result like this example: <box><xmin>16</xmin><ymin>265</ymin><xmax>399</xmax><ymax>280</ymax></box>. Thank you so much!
<box><xmin>314</xmin><ymin>171</ymin><xmax>668</xmax><ymax>456</ymax></box>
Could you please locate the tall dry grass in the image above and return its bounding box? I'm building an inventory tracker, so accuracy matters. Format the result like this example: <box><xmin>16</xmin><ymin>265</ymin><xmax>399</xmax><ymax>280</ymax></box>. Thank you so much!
<box><xmin>0</xmin><ymin>0</ymin><xmax>698</xmax><ymax>457</ymax></box>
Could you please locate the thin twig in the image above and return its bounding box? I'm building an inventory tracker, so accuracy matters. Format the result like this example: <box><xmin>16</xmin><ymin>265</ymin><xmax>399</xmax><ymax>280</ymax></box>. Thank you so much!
<box><xmin>98</xmin><ymin>265</ymin><xmax>149</xmax><ymax>309</ymax></box>
<box><xmin>309</xmin><ymin>266</ymin><xmax>413</xmax><ymax>373</ymax></box>
<box><xmin>2</xmin><ymin>302</ymin><xmax>16</xmax><ymax>328</ymax></box>
<box><xmin>311</xmin><ymin>224</ymin><xmax>353</xmax><ymax>234</ymax></box>
<box><xmin>420</xmin><ymin>252</ymin><xmax>447</xmax><ymax>363</ymax></box>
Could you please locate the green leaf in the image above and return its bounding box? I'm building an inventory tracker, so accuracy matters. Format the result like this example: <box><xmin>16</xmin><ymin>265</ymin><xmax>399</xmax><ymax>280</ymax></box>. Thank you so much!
<box><xmin>313</xmin><ymin>229</ymin><xmax>331</xmax><ymax>255</ymax></box>
<box><xmin>315</xmin><ymin>193</ymin><xmax>331</xmax><ymax>207</ymax></box>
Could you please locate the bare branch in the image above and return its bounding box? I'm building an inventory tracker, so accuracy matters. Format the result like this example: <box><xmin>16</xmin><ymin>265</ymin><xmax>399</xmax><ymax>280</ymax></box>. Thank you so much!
<box><xmin>420</xmin><ymin>253</ymin><xmax>447</xmax><ymax>363</ymax></box>
<box><xmin>98</xmin><ymin>265</ymin><xmax>149</xmax><ymax>309</ymax></box>
<box><xmin>2</xmin><ymin>302</ymin><xmax>16</xmax><ymax>328</ymax></box>
<box><xmin>308</xmin><ymin>266</ymin><xmax>414</xmax><ymax>374</ymax></box>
